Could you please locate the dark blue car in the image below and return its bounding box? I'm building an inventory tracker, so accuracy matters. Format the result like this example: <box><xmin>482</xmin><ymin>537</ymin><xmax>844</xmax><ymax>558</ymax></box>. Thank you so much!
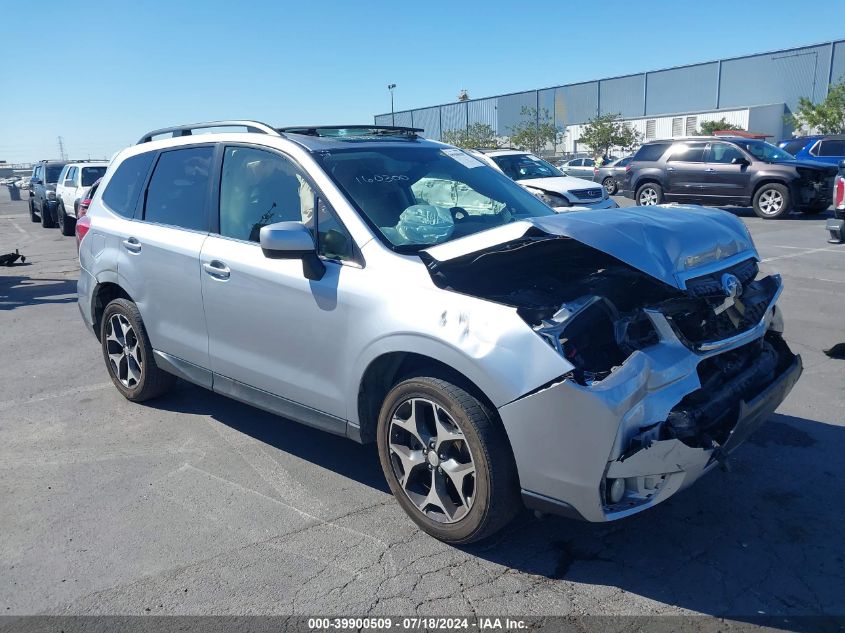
<box><xmin>778</xmin><ymin>135</ymin><xmax>845</xmax><ymax>165</ymax></box>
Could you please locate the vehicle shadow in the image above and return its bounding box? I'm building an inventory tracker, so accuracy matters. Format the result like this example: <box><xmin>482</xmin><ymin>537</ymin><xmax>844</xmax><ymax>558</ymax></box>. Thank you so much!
<box><xmin>728</xmin><ymin>206</ymin><xmax>832</xmax><ymax>221</ymax></box>
<box><xmin>459</xmin><ymin>412</ymin><xmax>844</xmax><ymax>628</ymax></box>
<box><xmin>148</xmin><ymin>382</ymin><xmax>390</xmax><ymax>494</ymax></box>
<box><xmin>0</xmin><ymin>274</ymin><xmax>78</xmax><ymax>311</ymax></box>
<box><xmin>150</xmin><ymin>381</ymin><xmax>843</xmax><ymax>627</ymax></box>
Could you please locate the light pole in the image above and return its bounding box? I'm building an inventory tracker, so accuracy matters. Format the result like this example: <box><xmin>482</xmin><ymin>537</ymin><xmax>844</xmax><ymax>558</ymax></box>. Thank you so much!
<box><xmin>388</xmin><ymin>83</ymin><xmax>397</xmax><ymax>125</ymax></box>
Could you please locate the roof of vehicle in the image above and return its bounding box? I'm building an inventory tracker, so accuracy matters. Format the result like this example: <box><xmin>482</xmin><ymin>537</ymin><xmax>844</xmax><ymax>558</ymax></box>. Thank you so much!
<box><xmin>135</xmin><ymin>120</ymin><xmax>445</xmax><ymax>153</ymax></box>
<box><xmin>472</xmin><ymin>148</ymin><xmax>529</xmax><ymax>156</ymax></box>
<box><xmin>61</xmin><ymin>160</ymin><xmax>109</xmax><ymax>166</ymax></box>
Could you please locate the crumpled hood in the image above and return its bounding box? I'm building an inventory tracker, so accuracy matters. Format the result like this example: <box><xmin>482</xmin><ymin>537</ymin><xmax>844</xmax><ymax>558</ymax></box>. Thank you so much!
<box><xmin>518</xmin><ymin>175</ymin><xmax>601</xmax><ymax>195</ymax></box>
<box><xmin>422</xmin><ymin>205</ymin><xmax>757</xmax><ymax>290</ymax></box>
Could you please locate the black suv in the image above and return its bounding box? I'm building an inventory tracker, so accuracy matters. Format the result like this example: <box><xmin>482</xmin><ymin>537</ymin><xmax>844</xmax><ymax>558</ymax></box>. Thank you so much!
<box><xmin>29</xmin><ymin>160</ymin><xmax>69</xmax><ymax>227</ymax></box>
<box><xmin>623</xmin><ymin>137</ymin><xmax>837</xmax><ymax>219</ymax></box>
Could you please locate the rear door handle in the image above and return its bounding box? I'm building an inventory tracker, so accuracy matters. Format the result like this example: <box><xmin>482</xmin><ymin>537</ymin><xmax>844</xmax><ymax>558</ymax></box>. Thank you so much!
<box><xmin>666</xmin><ymin>166</ymin><xmax>675</xmax><ymax>171</ymax></box>
<box><xmin>705</xmin><ymin>168</ymin><xmax>715</xmax><ymax>173</ymax></box>
<box><xmin>203</xmin><ymin>260</ymin><xmax>230</xmax><ymax>280</ymax></box>
<box><xmin>122</xmin><ymin>237</ymin><xmax>141</xmax><ymax>253</ymax></box>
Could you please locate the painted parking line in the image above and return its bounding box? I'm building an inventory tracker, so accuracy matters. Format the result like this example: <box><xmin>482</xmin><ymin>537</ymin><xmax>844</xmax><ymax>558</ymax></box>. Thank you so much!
<box><xmin>761</xmin><ymin>246</ymin><xmax>843</xmax><ymax>263</ymax></box>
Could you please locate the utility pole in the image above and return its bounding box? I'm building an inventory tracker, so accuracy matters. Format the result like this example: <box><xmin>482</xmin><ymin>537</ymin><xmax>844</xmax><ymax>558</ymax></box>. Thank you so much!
<box><xmin>57</xmin><ymin>136</ymin><xmax>67</xmax><ymax>161</ymax></box>
<box><xmin>388</xmin><ymin>84</ymin><xmax>397</xmax><ymax>125</ymax></box>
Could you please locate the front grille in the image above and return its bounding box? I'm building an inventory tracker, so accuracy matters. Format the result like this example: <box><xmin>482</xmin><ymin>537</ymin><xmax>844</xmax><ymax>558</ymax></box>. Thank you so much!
<box><xmin>661</xmin><ymin>259</ymin><xmax>777</xmax><ymax>348</ymax></box>
<box><xmin>570</xmin><ymin>188</ymin><xmax>603</xmax><ymax>200</ymax></box>
<box><xmin>685</xmin><ymin>258</ymin><xmax>759</xmax><ymax>298</ymax></box>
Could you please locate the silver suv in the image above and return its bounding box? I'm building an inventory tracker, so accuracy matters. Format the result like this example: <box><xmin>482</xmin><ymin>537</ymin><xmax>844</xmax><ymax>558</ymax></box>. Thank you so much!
<box><xmin>78</xmin><ymin>121</ymin><xmax>802</xmax><ymax>543</ymax></box>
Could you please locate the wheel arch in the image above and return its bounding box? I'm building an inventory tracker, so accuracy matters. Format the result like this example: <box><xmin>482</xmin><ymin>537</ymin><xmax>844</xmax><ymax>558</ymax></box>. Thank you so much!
<box><xmin>355</xmin><ymin>350</ymin><xmax>501</xmax><ymax>445</ymax></box>
<box><xmin>91</xmin><ymin>279</ymin><xmax>134</xmax><ymax>337</ymax></box>
<box><xmin>752</xmin><ymin>177</ymin><xmax>790</xmax><ymax>198</ymax></box>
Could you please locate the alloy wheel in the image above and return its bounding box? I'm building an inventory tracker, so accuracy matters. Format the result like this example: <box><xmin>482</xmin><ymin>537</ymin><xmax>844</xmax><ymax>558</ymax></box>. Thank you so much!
<box><xmin>639</xmin><ymin>187</ymin><xmax>658</xmax><ymax>205</ymax></box>
<box><xmin>388</xmin><ymin>398</ymin><xmax>476</xmax><ymax>524</ymax></box>
<box><xmin>758</xmin><ymin>189</ymin><xmax>784</xmax><ymax>216</ymax></box>
<box><xmin>105</xmin><ymin>314</ymin><xmax>143</xmax><ymax>388</ymax></box>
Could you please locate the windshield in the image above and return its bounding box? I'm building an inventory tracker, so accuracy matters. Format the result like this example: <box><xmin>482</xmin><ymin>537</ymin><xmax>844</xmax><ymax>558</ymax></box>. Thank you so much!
<box><xmin>731</xmin><ymin>140</ymin><xmax>794</xmax><ymax>163</ymax></box>
<box><xmin>82</xmin><ymin>166</ymin><xmax>107</xmax><ymax>186</ymax></box>
<box><xmin>492</xmin><ymin>154</ymin><xmax>563</xmax><ymax>180</ymax></box>
<box><xmin>45</xmin><ymin>165</ymin><xmax>64</xmax><ymax>183</ymax></box>
<box><xmin>316</xmin><ymin>145</ymin><xmax>555</xmax><ymax>251</ymax></box>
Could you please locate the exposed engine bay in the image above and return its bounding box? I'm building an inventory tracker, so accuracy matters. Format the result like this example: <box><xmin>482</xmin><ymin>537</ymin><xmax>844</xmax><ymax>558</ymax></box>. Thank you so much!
<box><xmin>422</xmin><ymin>231</ymin><xmax>780</xmax><ymax>386</ymax></box>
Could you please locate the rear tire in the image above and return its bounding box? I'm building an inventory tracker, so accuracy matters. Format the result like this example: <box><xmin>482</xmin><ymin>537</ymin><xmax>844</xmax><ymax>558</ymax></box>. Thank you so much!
<box><xmin>100</xmin><ymin>298</ymin><xmax>176</xmax><ymax>402</ymax></box>
<box><xmin>753</xmin><ymin>183</ymin><xmax>791</xmax><ymax>219</ymax></box>
<box><xmin>636</xmin><ymin>182</ymin><xmax>663</xmax><ymax>206</ymax></box>
<box><xmin>602</xmin><ymin>177</ymin><xmax>618</xmax><ymax>196</ymax></box>
<box><xmin>40</xmin><ymin>201</ymin><xmax>55</xmax><ymax>228</ymax></box>
<box><xmin>58</xmin><ymin>201</ymin><xmax>75</xmax><ymax>236</ymax></box>
<box><xmin>377</xmin><ymin>376</ymin><xmax>521</xmax><ymax>544</ymax></box>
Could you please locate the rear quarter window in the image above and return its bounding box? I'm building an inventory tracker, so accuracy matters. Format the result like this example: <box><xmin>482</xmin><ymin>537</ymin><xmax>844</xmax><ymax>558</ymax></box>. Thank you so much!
<box><xmin>102</xmin><ymin>151</ymin><xmax>156</xmax><ymax>217</ymax></box>
<box><xmin>633</xmin><ymin>143</ymin><xmax>670</xmax><ymax>162</ymax></box>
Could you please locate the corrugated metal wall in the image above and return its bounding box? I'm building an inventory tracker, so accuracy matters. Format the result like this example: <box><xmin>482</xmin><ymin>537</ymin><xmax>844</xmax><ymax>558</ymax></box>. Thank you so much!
<box><xmin>600</xmin><ymin>74</ymin><xmax>645</xmax><ymax>117</ymax></box>
<box><xmin>374</xmin><ymin>40</ymin><xmax>845</xmax><ymax>142</ymax></box>
<box><xmin>719</xmin><ymin>44</ymin><xmax>831</xmax><ymax>110</ymax></box>
<box><xmin>646</xmin><ymin>63</ymin><xmax>718</xmax><ymax>115</ymax></box>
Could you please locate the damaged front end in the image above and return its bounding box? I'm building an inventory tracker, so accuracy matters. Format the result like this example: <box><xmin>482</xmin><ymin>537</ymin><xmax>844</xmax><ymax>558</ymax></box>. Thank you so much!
<box><xmin>420</xmin><ymin>207</ymin><xmax>801</xmax><ymax>522</ymax></box>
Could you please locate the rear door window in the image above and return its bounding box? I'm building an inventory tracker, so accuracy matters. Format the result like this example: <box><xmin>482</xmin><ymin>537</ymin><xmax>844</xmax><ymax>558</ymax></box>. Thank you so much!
<box><xmin>82</xmin><ymin>166</ymin><xmax>107</xmax><ymax>186</ymax></box>
<box><xmin>102</xmin><ymin>151</ymin><xmax>156</xmax><ymax>217</ymax></box>
<box><xmin>667</xmin><ymin>142</ymin><xmax>707</xmax><ymax>163</ymax></box>
<box><xmin>144</xmin><ymin>146</ymin><xmax>214</xmax><ymax>231</ymax></box>
<box><xmin>818</xmin><ymin>140</ymin><xmax>845</xmax><ymax>156</ymax></box>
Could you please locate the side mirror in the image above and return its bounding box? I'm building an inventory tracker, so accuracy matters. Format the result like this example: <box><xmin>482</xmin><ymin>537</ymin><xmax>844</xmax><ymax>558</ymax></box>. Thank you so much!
<box><xmin>731</xmin><ymin>157</ymin><xmax>750</xmax><ymax>166</ymax></box>
<box><xmin>259</xmin><ymin>221</ymin><xmax>325</xmax><ymax>281</ymax></box>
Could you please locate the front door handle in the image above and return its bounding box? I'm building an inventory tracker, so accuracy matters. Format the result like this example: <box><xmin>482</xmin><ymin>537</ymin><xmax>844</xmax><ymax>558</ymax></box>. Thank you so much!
<box><xmin>705</xmin><ymin>168</ymin><xmax>715</xmax><ymax>173</ymax></box>
<box><xmin>122</xmin><ymin>237</ymin><xmax>141</xmax><ymax>253</ymax></box>
<box><xmin>203</xmin><ymin>260</ymin><xmax>230</xmax><ymax>280</ymax></box>
<box><xmin>666</xmin><ymin>166</ymin><xmax>675</xmax><ymax>171</ymax></box>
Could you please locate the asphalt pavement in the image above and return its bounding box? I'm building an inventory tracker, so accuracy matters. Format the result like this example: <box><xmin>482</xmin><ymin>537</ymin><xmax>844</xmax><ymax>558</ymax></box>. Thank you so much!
<box><xmin>0</xmin><ymin>189</ymin><xmax>843</xmax><ymax>626</ymax></box>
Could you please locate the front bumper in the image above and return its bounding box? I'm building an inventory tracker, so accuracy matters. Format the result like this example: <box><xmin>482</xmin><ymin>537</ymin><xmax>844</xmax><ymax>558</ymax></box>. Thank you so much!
<box><xmin>500</xmin><ymin>302</ymin><xmax>800</xmax><ymax>523</ymax></box>
<box><xmin>554</xmin><ymin>198</ymin><xmax>618</xmax><ymax>213</ymax></box>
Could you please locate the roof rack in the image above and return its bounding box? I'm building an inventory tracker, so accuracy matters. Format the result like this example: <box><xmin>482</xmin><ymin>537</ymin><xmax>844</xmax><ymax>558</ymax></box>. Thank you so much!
<box><xmin>278</xmin><ymin>125</ymin><xmax>423</xmax><ymax>138</ymax></box>
<box><xmin>136</xmin><ymin>120</ymin><xmax>281</xmax><ymax>144</ymax></box>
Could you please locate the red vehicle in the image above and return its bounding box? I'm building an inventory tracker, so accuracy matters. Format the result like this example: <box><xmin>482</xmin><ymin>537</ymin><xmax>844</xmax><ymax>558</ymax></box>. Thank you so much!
<box><xmin>75</xmin><ymin>177</ymin><xmax>101</xmax><ymax>249</ymax></box>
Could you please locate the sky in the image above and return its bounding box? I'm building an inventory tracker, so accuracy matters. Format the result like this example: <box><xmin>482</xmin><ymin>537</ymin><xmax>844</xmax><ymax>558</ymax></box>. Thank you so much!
<box><xmin>1</xmin><ymin>0</ymin><xmax>843</xmax><ymax>163</ymax></box>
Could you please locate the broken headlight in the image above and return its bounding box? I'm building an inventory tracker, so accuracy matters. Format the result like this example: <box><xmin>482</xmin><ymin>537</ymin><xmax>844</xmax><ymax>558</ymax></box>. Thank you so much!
<box><xmin>524</xmin><ymin>187</ymin><xmax>570</xmax><ymax>208</ymax></box>
<box><xmin>533</xmin><ymin>295</ymin><xmax>658</xmax><ymax>385</ymax></box>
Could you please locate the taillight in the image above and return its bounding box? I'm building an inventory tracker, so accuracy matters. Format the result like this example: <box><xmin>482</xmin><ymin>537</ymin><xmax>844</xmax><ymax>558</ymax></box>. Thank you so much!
<box><xmin>836</xmin><ymin>176</ymin><xmax>845</xmax><ymax>208</ymax></box>
<box><xmin>76</xmin><ymin>214</ymin><xmax>91</xmax><ymax>247</ymax></box>
<box><xmin>78</xmin><ymin>199</ymin><xmax>92</xmax><ymax>217</ymax></box>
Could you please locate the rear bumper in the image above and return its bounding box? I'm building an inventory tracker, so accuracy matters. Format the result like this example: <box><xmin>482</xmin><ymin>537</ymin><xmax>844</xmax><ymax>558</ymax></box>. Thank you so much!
<box><xmin>77</xmin><ymin>266</ymin><xmax>96</xmax><ymax>335</ymax></box>
<box><xmin>827</xmin><ymin>217</ymin><xmax>844</xmax><ymax>242</ymax></box>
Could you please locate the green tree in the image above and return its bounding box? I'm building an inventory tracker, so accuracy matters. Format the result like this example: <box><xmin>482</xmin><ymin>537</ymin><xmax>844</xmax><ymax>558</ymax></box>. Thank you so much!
<box><xmin>506</xmin><ymin>107</ymin><xmax>563</xmax><ymax>155</ymax></box>
<box><xmin>578</xmin><ymin>113</ymin><xmax>641</xmax><ymax>159</ymax></box>
<box><xmin>442</xmin><ymin>123</ymin><xmax>499</xmax><ymax>149</ymax></box>
<box><xmin>696</xmin><ymin>118</ymin><xmax>744</xmax><ymax>136</ymax></box>
<box><xmin>787</xmin><ymin>81</ymin><xmax>845</xmax><ymax>134</ymax></box>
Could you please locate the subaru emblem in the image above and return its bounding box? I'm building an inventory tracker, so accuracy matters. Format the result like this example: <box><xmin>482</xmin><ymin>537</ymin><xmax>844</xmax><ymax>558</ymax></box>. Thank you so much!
<box><xmin>720</xmin><ymin>273</ymin><xmax>742</xmax><ymax>299</ymax></box>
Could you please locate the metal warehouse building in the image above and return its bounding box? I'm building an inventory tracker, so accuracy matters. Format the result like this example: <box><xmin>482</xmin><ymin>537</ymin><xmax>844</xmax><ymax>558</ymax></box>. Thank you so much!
<box><xmin>374</xmin><ymin>40</ymin><xmax>845</xmax><ymax>155</ymax></box>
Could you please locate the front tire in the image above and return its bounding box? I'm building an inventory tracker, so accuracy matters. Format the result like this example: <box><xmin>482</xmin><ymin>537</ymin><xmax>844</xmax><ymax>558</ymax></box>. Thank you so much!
<box><xmin>100</xmin><ymin>298</ymin><xmax>176</xmax><ymax>402</ymax></box>
<box><xmin>753</xmin><ymin>183</ymin><xmax>791</xmax><ymax>219</ymax></box>
<box><xmin>377</xmin><ymin>376</ymin><xmax>521</xmax><ymax>544</ymax></box>
<box><xmin>58</xmin><ymin>201</ymin><xmax>75</xmax><ymax>236</ymax></box>
<box><xmin>636</xmin><ymin>182</ymin><xmax>663</xmax><ymax>206</ymax></box>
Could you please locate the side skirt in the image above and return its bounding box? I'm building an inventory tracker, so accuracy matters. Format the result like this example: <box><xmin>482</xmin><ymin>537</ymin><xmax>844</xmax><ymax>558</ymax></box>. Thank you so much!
<box><xmin>152</xmin><ymin>350</ymin><xmax>353</xmax><ymax>440</ymax></box>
